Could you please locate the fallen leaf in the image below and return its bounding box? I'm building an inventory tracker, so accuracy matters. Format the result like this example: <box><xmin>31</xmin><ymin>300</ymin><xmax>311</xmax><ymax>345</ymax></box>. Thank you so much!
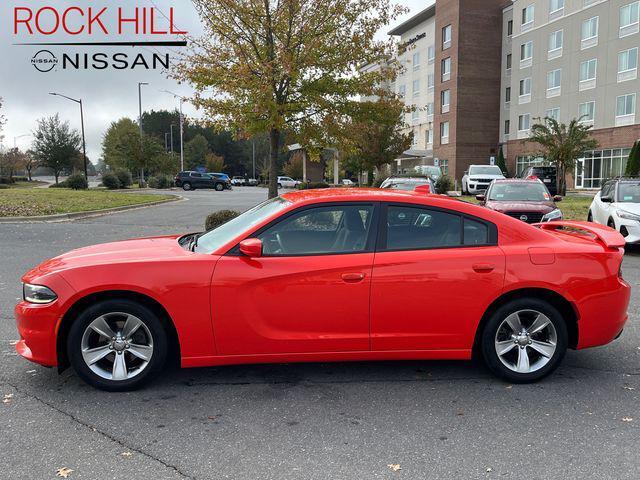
<box><xmin>505</xmin><ymin>385</ymin><xmax>513</xmax><ymax>389</ymax></box>
<box><xmin>121</xmin><ymin>452</ymin><xmax>133</xmax><ymax>458</ymax></box>
<box><xmin>622</xmin><ymin>385</ymin><xmax>636</xmax><ymax>391</ymax></box>
<box><xmin>622</xmin><ymin>417</ymin><xmax>633</xmax><ymax>422</ymax></box>
<box><xmin>56</xmin><ymin>467</ymin><xmax>73</xmax><ymax>478</ymax></box>
<box><xmin>456</xmin><ymin>411</ymin><xmax>464</xmax><ymax>416</ymax></box>
<box><xmin>387</xmin><ymin>464</ymin><xmax>401</xmax><ymax>472</ymax></box>
<box><xmin>486</xmin><ymin>467</ymin><xmax>493</xmax><ymax>472</ymax></box>
<box><xmin>9</xmin><ymin>340</ymin><xmax>18</xmax><ymax>346</ymax></box>
<box><xmin>3</xmin><ymin>393</ymin><xmax>13</xmax><ymax>404</ymax></box>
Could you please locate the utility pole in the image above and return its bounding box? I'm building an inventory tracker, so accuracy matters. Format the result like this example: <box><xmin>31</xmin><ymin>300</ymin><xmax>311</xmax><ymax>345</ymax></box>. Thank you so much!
<box><xmin>165</xmin><ymin>133</ymin><xmax>169</xmax><ymax>152</ymax></box>
<box><xmin>138</xmin><ymin>82</ymin><xmax>149</xmax><ymax>187</ymax></box>
<box><xmin>170</xmin><ymin>124</ymin><xmax>175</xmax><ymax>154</ymax></box>
<box><xmin>252</xmin><ymin>137</ymin><xmax>256</xmax><ymax>179</ymax></box>
<box><xmin>49</xmin><ymin>92</ymin><xmax>88</xmax><ymax>179</ymax></box>
<box><xmin>161</xmin><ymin>91</ymin><xmax>185</xmax><ymax>171</ymax></box>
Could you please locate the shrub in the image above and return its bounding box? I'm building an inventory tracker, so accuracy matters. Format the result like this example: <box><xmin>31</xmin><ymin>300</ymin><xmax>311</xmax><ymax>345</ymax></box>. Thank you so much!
<box><xmin>65</xmin><ymin>173</ymin><xmax>88</xmax><ymax>190</ymax></box>
<box><xmin>0</xmin><ymin>184</ymin><xmax>9</xmax><ymax>189</ymax></box>
<box><xmin>205</xmin><ymin>210</ymin><xmax>240</xmax><ymax>231</ymax></box>
<box><xmin>296</xmin><ymin>182</ymin><xmax>331</xmax><ymax>190</ymax></box>
<box><xmin>436</xmin><ymin>175</ymin><xmax>454</xmax><ymax>195</ymax></box>
<box><xmin>372</xmin><ymin>177</ymin><xmax>386</xmax><ymax>188</ymax></box>
<box><xmin>101</xmin><ymin>172</ymin><xmax>121</xmax><ymax>190</ymax></box>
<box><xmin>0</xmin><ymin>176</ymin><xmax>14</xmax><ymax>185</ymax></box>
<box><xmin>49</xmin><ymin>179</ymin><xmax>70</xmax><ymax>188</ymax></box>
<box><xmin>115</xmin><ymin>170</ymin><xmax>133</xmax><ymax>188</ymax></box>
<box><xmin>148</xmin><ymin>175</ymin><xmax>174</xmax><ymax>189</ymax></box>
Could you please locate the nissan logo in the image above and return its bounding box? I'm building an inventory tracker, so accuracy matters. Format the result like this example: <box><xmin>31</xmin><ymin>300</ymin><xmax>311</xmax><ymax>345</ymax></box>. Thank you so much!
<box><xmin>520</xmin><ymin>215</ymin><xmax>528</xmax><ymax>222</ymax></box>
<box><xmin>31</xmin><ymin>50</ymin><xmax>58</xmax><ymax>73</ymax></box>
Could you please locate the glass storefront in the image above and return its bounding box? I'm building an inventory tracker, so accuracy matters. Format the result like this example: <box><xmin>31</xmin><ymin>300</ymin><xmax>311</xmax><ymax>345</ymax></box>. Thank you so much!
<box><xmin>575</xmin><ymin>148</ymin><xmax>632</xmax><ymax>189</ymax></box>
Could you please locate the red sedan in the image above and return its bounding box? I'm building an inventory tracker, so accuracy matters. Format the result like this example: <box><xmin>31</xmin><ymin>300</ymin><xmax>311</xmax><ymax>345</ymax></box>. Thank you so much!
<box><xmin>15</xmin><ymin>189</ymin><xmax>630</xmax><ymax>390</ymax></box>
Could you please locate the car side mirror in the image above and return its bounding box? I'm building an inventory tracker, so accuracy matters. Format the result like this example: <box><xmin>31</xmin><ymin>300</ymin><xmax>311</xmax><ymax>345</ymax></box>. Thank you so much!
<box><xmin>600</xmin><ymin>196</ymin><xmax>612</xmax><ymax>203</ymax></box>
<box><xmin>475</xmin><ymin>194</ymin><xmax>486</xmax><ymax>202</ymax></box>
<box><xmin>239</xmin><ymin>238</ymin><xmax>263</xmax><ymax>257</ymax></box>
<box><xmin>553</xmin><ymin>195</ymin><xmax>562</xmax><ymax>202</ymax></box>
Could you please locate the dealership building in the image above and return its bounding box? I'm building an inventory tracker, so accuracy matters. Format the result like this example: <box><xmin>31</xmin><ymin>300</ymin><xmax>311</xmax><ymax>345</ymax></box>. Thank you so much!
<box><xmin>384</xmin><ymin>0</ymin><xmax>640</xmax><ymax>188</ymax></box>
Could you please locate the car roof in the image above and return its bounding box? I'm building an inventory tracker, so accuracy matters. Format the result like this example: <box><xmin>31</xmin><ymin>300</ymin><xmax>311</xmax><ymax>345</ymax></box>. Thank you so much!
<box><xmin>280</xmin><ymin>188</ymin><xmax>442</xmax><ymax>205</ymax></box>
<box><xmin>491</xmin><ymin>179</ymin><xmax>542</xmax><ymax>184</ymax></box>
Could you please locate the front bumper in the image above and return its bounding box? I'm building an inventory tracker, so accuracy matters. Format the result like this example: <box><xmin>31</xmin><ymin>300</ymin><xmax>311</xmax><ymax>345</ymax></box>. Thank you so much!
<box><xmin>14</xmin><ymin>300</ymin><xmax>62</xmax><ymax>367</ymax></box>
<box><xmin>617</xmin><ymin>220</ymin><xmax>640</xmax><ymax>244</ymax></box>
<box><xmin>468</xmin><ymin>183</ymin><xmax>491</xmax><ymax>194</ymax></box>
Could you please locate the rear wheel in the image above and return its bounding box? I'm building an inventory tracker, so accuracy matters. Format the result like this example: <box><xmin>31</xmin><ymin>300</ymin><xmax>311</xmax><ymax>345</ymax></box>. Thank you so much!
<box><xmin>215</xmin><ymin>183</ymin><xmax>224</xmax><ymax>191</ymax></box>
<box><xmin>67</xmin><ymin>299</ymin><xmax>167</xmax><ymax>391</ymax></box>
<box><xmin>182</xmin><ymin>182</ymin><xmax>192</xmax><ymax>191</ymax></box>
<box><xmin>481</xmin><ymin>298</ymin><xmax>567</xmax><ymax>383</ymax></box>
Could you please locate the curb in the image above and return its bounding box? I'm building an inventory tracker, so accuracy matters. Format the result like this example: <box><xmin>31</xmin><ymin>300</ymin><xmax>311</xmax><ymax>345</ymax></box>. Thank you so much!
<box><xmin>0</xmin><ymin>195</ymin><xmax>185</xmax><ymax>224</ymax></box>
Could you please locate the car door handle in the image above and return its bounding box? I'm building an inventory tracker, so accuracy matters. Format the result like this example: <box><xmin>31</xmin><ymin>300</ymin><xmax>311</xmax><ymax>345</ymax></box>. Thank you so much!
<box><xmin>341</xmin><ymin>273</ymin><xmax>366</xmax><ymax>283</ymax></box>
<box><xmin>472</xmin><ymin>263</ymin><xmax>495</xmax><ymax>273</ymax></box>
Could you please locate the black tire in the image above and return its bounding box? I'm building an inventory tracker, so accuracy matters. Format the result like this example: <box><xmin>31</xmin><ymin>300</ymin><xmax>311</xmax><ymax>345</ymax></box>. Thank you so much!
<box><xmin>277</xmin><ymin>183</ymin><xmax>282</xmax><ymax>189</ymax></box>
<box><xmin>67</xmin><ymin>299</ymin><xmax>168</xmax><ymax>391</ymax></box>
<box><xmin>608</xmin><ymin>218</ymin><xmax>616</xmax><ymax>230</ymax></box>
<box><xmin>587</xmin><ymin>211</ymin><xmax>593</xmax><ymax>222</ymax></box>
<box><xmin>182</xmin><ymin>182</ymin><xmax>192</xmax><ymax>191</ymax></box>
<box><xmin>481</xmin><ymin>298</ymin><xmax>568</xmax><ymax>383</ymax></box>
<box><xmin>215</xmin><ymin>182</ymin><xmax>224</xmax><ymax>191</ymax></box>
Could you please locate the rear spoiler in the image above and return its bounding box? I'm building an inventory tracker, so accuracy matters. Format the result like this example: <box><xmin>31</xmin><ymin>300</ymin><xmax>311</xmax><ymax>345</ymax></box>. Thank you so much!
<box><xmin>533</xmin><ymin>221</ymin><xmax>626</xmax><ymax>249</ymax></box>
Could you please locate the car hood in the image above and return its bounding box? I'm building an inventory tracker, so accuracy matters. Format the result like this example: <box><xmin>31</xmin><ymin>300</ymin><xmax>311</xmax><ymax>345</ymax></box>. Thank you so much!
<box><xmin>467</xmin><ymin>174</ymin><xmax>505</xmax><ymax>180</ymax></box>
<box><xmin>23</xmin><ymin>235</ymin><xmax>188</xmax><ymax>280</ymax></box>
<box><xmin>615</xmin><ymin>203</ymin><xmax>640</xmax><ymax>215</ymax></box>
<box><xmin>485</xmin><ymin>200</ymin><xmax>556</xmax><ymax>214</ymax></box>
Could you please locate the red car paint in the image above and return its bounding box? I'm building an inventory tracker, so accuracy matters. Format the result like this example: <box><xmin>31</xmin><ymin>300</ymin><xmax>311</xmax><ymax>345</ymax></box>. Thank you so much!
<box><xmin>15</xmin><ymin>188</ymin><xmax>630</xmax><ymax>369</ymax></box>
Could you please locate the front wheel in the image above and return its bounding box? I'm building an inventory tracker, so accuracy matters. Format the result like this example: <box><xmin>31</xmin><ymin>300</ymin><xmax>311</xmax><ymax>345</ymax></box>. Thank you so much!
<box><xmin>67</xmin><ymin>299</ymin><xmax>168</xmax><ymax>391</ymax></box>
<box><xmin>215</xmin><ymin>183</ymin><xmax>224</xmax><ymax>191</ymax></box>
<box><xmin>182</xmin><ymin>182</ymin><xmax>192</xmax><ymax>191</ymax></box>
<box><xmin>481</xmin><ymin>298</ymin><xmax>567</xmax><ymax>383</ymax></box>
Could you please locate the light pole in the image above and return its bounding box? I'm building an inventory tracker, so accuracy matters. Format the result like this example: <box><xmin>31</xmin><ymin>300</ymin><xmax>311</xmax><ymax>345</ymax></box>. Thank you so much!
<box><xmin>161</xmin><ymin>90</ymin><xmax>185</xmax><ymax>171</ymax></box>
<box><xmin>252</xmin><ymin>137</ymin><xmax>256</xmax><ymax>179</ymax></box>
<box><xmin>170</xmin><ymin>124</ymin><xmax>175</xmax><ymax>155</ymax></box>
<box><xmin>49</xmin><ymin>92</ymin><xmax>88</xmax><ymax>179</ymax></box>
<box><xmin>138</xmin><ymin>82</ymin><xmax>149</xmax><ymax>187</ymax></box>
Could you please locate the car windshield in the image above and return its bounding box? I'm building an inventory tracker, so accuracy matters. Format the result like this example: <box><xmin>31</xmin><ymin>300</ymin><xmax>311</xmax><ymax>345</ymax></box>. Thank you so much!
<box><xmin>194</xmin><ymin>197</ymin><xmax>292</xmax><ymax>253</ymax></box>
<box><xmin>488</xmin><ymin>183</ymin><xmax>550</xmax><ymax>202</ymax></box>
<box><xmin>384</xmin><ymin>181</ymin><xmax>428</xmax><ymax>191</ymax></box>
<box><xmin>618</xmin><ymin>182</ymin><xmax>640</xmax><ymax>203</ymax></box>
<box><xmin>470</xmin><ymin>166</ymin><xmax>503</xmax><ymax>176</ymax></box>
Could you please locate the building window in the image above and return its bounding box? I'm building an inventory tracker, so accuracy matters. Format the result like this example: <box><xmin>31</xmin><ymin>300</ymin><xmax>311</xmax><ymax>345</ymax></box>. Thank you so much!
<box><xmin>616</xmin><ymin>93</ymin><xmax>636</xmax><ymax>125</ymax></box>
<box><xmin>522</xmin><ymin>5</ymin><xmax>534</xmax><ymax>30</ymax></box>
<box><xmin>516</xmin><ymin>155</ymin><xmax>547</xmax><ymax>177</ymax></box>
<box><xmin>547</xmin><ymin>69</ymin><xmax>562</xmax><ymax>97</ymax></box>
<box><xmin>442</xmin><ymin>25</ymin><xmax>452</xmax><ymax>49</ymax></box>
<box><xmin>549</xmin><ymin>0</ymin><xmax>564</xmax><ymax>16</ymax></box>
<box><xmin>579</xmin><ymin>101</ymin><xmax>595</xmax><ymax>124</ymax></box>
<box><xmin>504</xmin><ymin>119</ymin><xmax>511</xmax><ymax>135</ymax></box>
<box><xmin>519</xmin><ymin>77</ymin><xmax>532</xmax><ymax>103</ymax></box>
<box><xmin>426</xmin><ymin>129</ymin><xmax>433</xmax><ymax>146</ymax></box>
<box><xmin>398</xmin><ymin>84</ymin><xmax>406</xmax><ymax>98</ymax></box>
<box><xmin>520</xmin><ymin>41</ymin><xmax>533</xmax><ymax>68</ymax></box>
<box><xmin>426</xmin><ymin>102</ymin><xmax>434</xmax><ymax>117</ymax></box>
<box><xmin>618</xmin><ymin>47</ymin><xmax>638</xmax><ymax>82</ymax></box>
<box><xmin>579</xmin><ymin>59</ymin><xmax>597</xmax><ymax>90</ymax></box>
<box><xmin>506</xmin><ymin>53</ymin><xmax>512</xmax><ymax>70</ymax></box>
<box><xmin>439</xmin><ymin>159</ymin><xmax>449</xmax><ymax>175</ymax></box>
<box><xmin>441</xmin><ymin>57</ymin><xmax>451</xmax><ymax>82</ymax></box>
<box><xmin>440</xmin><ymin>121</ymin><xmax>450</xmax><ymax>144</ymax></box>
<box><xmin>412</xmin><ymin>52</ymin><xmax>420</xmax><ymax>71</ymax></box>
<box><xmin>507</xmin><ymin>20</ymin><xmax>513</xmax><ymax>36</ymax></box>
<box><xmin>581</xmin><ymin>17</ymin><xmax>599</xmax><ymax>49</ymax></box>
<box><xmin>412</xmin><ymin>79</ymin><xmax>420</xmax><ymax>98</ymax></box>
<box><xmin>441</xmin><ymin>89</ymin><xmax>450</xmax><ymax>113</ymax></box>
<box><xmin>412</xmin><ymin>129</ymin><xmax>418</xmax><ymax>147</ymax></box>
<box><xmin>620</xmin><ymin>2</ymin><xmax>640</xmax><ymax>37</ymax></box>
<box><xmin>428</xmin><ymin>45</ymin><xmax>435</xmax><ymax>63</ymax></box>
<box><xmin>427</xmin><ymin>74</ymin><xmax>435</xmax><ymax>91</ymax></box>
<box><xmin>576</xmin><ymin>148</ymin><xmax>633</xmax><ymax>189</ymax></box>
<box><xmin>518</xmin><ymin>114</ymin><xmax>531</xmax><ymax>136</ymax></box>
<box><xmin>546</xmin><ymin>107</ymin><xmax>560</xmax><ymax>121</ymax></box>
<box><xmin>548</xmin><ymin>30</ymin><xmax>563</xmax><ymax>59</ymax></box>
<box><xmin>505</xmin><ymin>86</ymin><xmax>511</xmax><ymax>103</ymax></box>
<box><xmin>412</xmin><ymin>109</ymin><xmax>419</xmax><ymax>122</ymax></box>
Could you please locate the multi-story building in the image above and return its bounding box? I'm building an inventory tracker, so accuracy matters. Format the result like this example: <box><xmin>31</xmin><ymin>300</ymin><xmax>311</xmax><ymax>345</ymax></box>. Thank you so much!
<box><xmin>502</xmin><ymin>0</ymin><xmax>640</xmax><ymax>188</ymax></box>
<box><xmin>381</xmin><ymin>0</ymin><xmax>639</xmax><ymax>189</ymax></box>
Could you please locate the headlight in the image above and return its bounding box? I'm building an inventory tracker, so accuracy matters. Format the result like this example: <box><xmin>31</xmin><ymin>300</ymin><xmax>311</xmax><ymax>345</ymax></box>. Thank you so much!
<box><xmin>542</xmin><ymin>209</ymin><xmax>563</xmax><ymax>222</ymax></box>
<box><xmin>23</xmin><ymin>283</ymin><xmax>57</xmax><ymax>304</ymax></box>
<box><xmin>618</xmin><ymin>210</ymin><xmax>640</xmax><ymax>221</ymax></box>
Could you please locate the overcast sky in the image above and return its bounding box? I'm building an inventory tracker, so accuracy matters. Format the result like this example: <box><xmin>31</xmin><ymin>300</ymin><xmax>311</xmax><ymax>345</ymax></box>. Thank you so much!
<box><xmin>0</xmin><ymin>0</ymin><xmax>428</xmax><ymax>161</ymax></box>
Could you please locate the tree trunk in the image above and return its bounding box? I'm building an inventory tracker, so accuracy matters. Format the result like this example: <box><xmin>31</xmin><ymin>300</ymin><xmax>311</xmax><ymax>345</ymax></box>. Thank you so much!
<box><xmin>27</xmin><ymin>168</ymin><xmax>32</xmax><ymax>182</ymax></box>
<box><xmin>268</xmin><ymin>128</ymin><xmax>280</xmax><ymax>199</ymax></box>
<box><xmin>367</xmin><ymin>168</ymin><xmax>374</xmax><ymax>186</ymax></box>
<box><xmin>54</xmin><ymin>171</ymin><xmax>59</xmax><ymax>185</ymax></box>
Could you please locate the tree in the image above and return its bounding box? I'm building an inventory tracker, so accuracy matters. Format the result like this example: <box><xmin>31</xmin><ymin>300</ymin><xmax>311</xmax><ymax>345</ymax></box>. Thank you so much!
<box><xmin>497</xmin><ymin>146</ymin><xmax>508</xmax><ymax>177</ymax></box>
<box><xmin>529</xmin><ymin>117</ymin><xmax>599</xmax><ymax>195</ymax></box>
<box><xmin>184</xmin><ymin>134</ymin><xmax>210</xmax><ymax>170</ymax></box>
<box><xmin>0</xmin><ymin>98</ymin><xmax>5</xmax><ymax>145</ymax></box>
<box><xmin>178</xmin><ymin>0</ymin><xmax>405</xmax><ymax>198</ymax></box>
<box><xmin>283</xmin><ymin>152</ymin><xmax>304</xmax><ymax>179</ymax></box>
<box><xmin>0</xmin><ymin>148</ymin><xmax>26</xmax><ymax>182</ymax></box>
<box><xmin>339</xmin><ymin>95</ymin><xmax>412</xmax><ymax>185</ymax></box>
<box><xmin>205</xmin><ymin>152</ymin><xmax>225</xmax><ymax>172</ymax></box>
<box><xmin>625</xmin><ymin>140</ymin><xmax>640</xmax><ymax>177</ymax></box>
<box><xmin>23</xmin><ymin>150</ymin><xmax>39</xmax><ymax>181</ymax></box>
<box><xmin>32</xmin><ymin>114</ymin><xmax>81</xmax><ymax>184</ymax></box>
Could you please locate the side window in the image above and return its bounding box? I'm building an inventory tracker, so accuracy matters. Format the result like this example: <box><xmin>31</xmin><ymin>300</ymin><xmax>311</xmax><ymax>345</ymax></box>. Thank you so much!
<box><xmin>257</xmin><ymin>205</ymin><xmax>374</xmax><ymax>256</ymax></box>
<box><xmin>190</xmin><ymin>172</ymin><xmax>202</xmax><ymax>178</ymax></box>
<box><xmin>601</xmin><ymin>182</ymin><xmax>613</xmax><ymax>198</ymax></box>
<box><xmin>385</xmin><ymin>206</ymin><xmax>461</xmax><ymax>250</ymax></box>
<box><xmin>463</xmin><ymin>218</ymin><xmax>489</xmax><ymax>245</ymax></box>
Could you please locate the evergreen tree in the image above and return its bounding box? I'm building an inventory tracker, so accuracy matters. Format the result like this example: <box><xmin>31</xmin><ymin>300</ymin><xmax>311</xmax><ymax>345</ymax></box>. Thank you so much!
<box><xmin>624</xmin><ymin>140</ymin><xmax>639</xmax><ymax>177</ymax></box>
<box><xmin>497</xmin><ymin>146</ymin><xmax>509</xmax><ymax>177</ymax></box>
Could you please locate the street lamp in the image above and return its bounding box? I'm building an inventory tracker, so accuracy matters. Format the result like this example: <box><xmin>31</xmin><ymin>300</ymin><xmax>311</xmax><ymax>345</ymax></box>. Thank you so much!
<box><xmin>161</xmin><ymin>90</ymin><xmax>185</xmax><ymax>171</ymax></box>
<box><xmin>49</xmin><ymin>92</ymin><xmax>88</xmax><ymax>179</ymax></box>
<box><xmin>138</xmin><ymin>82</ymin><xmax>149</xmax><ymax>187</ymax></box>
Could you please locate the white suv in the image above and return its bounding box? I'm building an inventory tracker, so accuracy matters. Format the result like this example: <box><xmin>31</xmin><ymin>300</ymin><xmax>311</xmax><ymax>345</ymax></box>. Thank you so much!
<box><xmin>588</xmin><ymin>178</ymin><xmax>640</xmax><ymax>244</ymax></box>
<box><xmin>277</xmin><ymin>176</ymin><xmax>301</xmax><ymax>189</ymax></box>
<box><xmin>462</xmin><ymin>165</ymin><xmax>506</xmax><ymax>195</ymax></box>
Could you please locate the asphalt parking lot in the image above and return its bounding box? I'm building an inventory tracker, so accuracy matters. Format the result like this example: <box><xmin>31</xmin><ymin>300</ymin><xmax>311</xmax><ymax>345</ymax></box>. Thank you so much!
<box><xmin>1</xmin><ymin>187</ymin><xmax>638</xmax><ymax>480</ymax></box>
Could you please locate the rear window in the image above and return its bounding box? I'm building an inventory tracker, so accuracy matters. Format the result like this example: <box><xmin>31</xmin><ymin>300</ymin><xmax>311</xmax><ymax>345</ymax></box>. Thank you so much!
<box><xmin>532</xmin><ymin>167</ymin><xmax>556</xmax><ymax>176</ymax></box>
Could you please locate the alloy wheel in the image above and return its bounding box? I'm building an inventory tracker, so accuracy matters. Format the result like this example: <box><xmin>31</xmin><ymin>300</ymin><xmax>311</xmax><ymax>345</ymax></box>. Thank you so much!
<box><xmin>494</xmin><ymin>309</ymin><xmax>557</xmax><ymax>374</ymax></box>
<box><xmin>80</xmin><ymin>312</ymin><xmax>154</xmax><ymax>381</ymax></box>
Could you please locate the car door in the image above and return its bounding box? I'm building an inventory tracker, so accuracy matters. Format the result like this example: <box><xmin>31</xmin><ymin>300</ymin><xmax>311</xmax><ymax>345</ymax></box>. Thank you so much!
<box><xmin>211</xmin><ymin>202</ymin><xmax>378</xmax><ymax>355</ymax></box>
<box><xmin>370</xmin><ymin>203</ymin><xmax>505</xmax><ymax>352</ymax></box>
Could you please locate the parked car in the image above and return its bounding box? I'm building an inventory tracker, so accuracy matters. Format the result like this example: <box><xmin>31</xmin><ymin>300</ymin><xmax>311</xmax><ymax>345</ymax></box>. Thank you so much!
<box><xmin>477</xmin><ymin>179</ymin><xmax>563</xmax><ymax>224</ymax></box>
<box><xmin>461</xmin><ymin>165</ymin><xmax>506</xmax><ymax>195</ymax></box>
<box><xmin>588</xmin><ymin>178</ymin><xmax>640</xmax><ymax>243</ymax></box>
<box><xmin>380</xmin><ymin>176</ymin><xmax>436</xmax><ymax>194</ymax></box>
<box><xmin>519</xmin><ymin>166</ymin><xmax>558</xmax><ymax>196</ymax></box>
<box><xmin>278</xmin><ymin>176</ymin><xmax>301</xmax><ymax>188</ymax></box>
<box><xmin>209</xmin><ymin>173</ymin><xmax>232</xmax><ymax>190</ymax></box>
<box><xmin>174</xmin><ymin>171</ymin><xmax>227</xmax><ymax>191</ymax></box>
<box><xmin>245</xmin><ymin>178</ymin><xmax>259</xmax><ymax>186</ymax></box>
<box><xmin>15</xmin><ymin>188</ymin><xmax>629</xmax><ymax>390</ymax></box>
<box><xmin>341</xmin><ymin>179</ymin><xmax>356</xmax><ymax>187</ymax></box>
<box><xmin>414</xmin><ymin>165</ymin><xmax>443</xmax><ymax>182</ymax></box>
<box><xmin>231</xmin><ymin>176</ymin><xmax>245</xmax><ymax>186</ymax></box>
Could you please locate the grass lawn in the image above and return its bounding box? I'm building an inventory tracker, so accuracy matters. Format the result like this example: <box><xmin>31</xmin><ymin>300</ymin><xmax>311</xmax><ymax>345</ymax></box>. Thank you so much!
<box><xmin>458</xmin><ymin>194</ymin><xmax>594</xmax><ymax>221</ymax></box>
<box><xmin>0</xmin><ymin>189</ymin><xmax>175</xmax><ymax>217</ymax></box>
<box><xmin>6</xmin><ymin>180</ymin><xmax>48</xmax><ymax>189</ymax></box>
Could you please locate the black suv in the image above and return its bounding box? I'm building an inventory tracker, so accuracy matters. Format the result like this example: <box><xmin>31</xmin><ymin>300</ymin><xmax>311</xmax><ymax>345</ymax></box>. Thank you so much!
<box><xmin>174</xmin><ymin>171</ymin><xmax>227</xmax><ymax>191</ymax></box>
<box><xmin>519</xmin><ymin>166</ymin><xmax>558</xmax><ymax>195</ymax></box>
